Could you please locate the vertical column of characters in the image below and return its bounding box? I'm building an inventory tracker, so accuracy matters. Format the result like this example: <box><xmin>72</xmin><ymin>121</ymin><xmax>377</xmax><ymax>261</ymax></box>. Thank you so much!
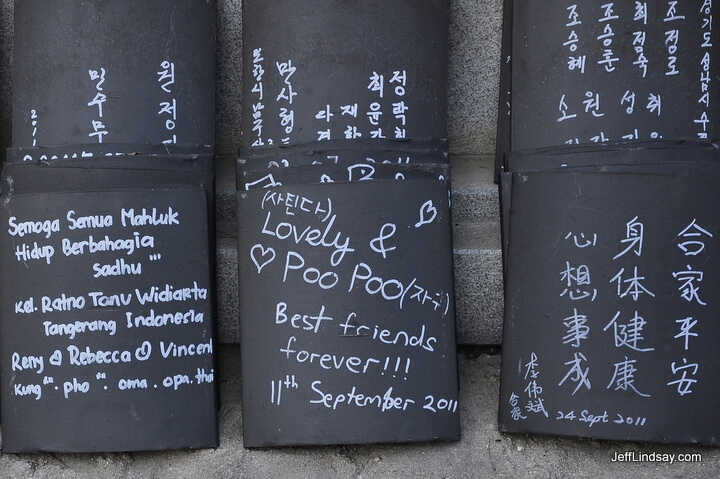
<box><xmin>315</xmin><ymin>99</ymin><xmax>334</xmax><ymax>141</ymax></box>
<box><xmin>87</xmin><ymin>68</ymin><xmax>108</xmax><ymax>143</ymax></box>
<box><xmin>663</xmin><ymin>0</ymin><xmax>685</xmax><ymax>76</ymax></box>
<box><xmin>597</xmin><ymin>2</ymin><xmax>621</xmax><ymax>72</ymax></box>
<box><xmin>507</xmin><ymin>351</ymin><xmax>549</xmax><ymax>422</ymax></box>
<box><xmin>558</xmin><ymin>3</ymin><xmax>586</xmax><ymax>145</ymax></box>
<box><xmin>565</xmin><ymin>3</ymin><xmax>587</xmax><ymax>74</ymax></box>
<box><xmin>583</xmin><ymin>2</ymin><xmax>621</xmax><ymax>143</ymax></box>
<box><xmin>604</xmin><ymin>217</ymin><xmax>655</xmax><ymax>403</ymax></box>
<box><xmin>30</xmin><ymin>109</ymin><xmax>38</xmax><ymax>146</ymax></box>
<box><xmin>622</xmin><ymin>2</ymin><xmax>664</xmax><ymax>141</ymax></box>
<box><xmin>695</xmin><ymin>0</ymin><xmax>713</xmax><ymax>138</ymax></box>
<box><xmin>158</xmin><ymin>61</ymin><xmax>177</xmax><ymax>144</ymax></box>
<box><xmin>390</xmin><ymin>70</ymin><xmax>408</xmax><ymax>139</ymax></box>
<box><xmin>631</xmin><ymin>2</ymin><xmax>649</xmax><ymax>79</ymax></box>
<box><xmin>363</xmin><ymin>72</ymin><xmax>384</xmax><ymax>140</ymax></box>
<box><xmin>339</xmin><ymin>101</ymin><xmax>360</xmax><ymax>140</ymax></box>
<box><xmin>275</xmin><ymin>59</ymin><xmax>297</xmax><ymax>145</ymax></box>
<box><xmin>667</xmin><ymin>219</ymin><xmax>714</xmax><ymax>396</ymax></box>
<box><xmin>556</xmin><ymin>231</ymin><xmax>597</xmax><ymax>400</ymax></box>
<box><xmin>620</xmin><ymin>1</ymin><xmax>662</xmax><ymax>142</ymax></box>
<box><xmin>251</xmin><ymin>48</ymin><xmax>266</xmax><ymax>148</ymax></box>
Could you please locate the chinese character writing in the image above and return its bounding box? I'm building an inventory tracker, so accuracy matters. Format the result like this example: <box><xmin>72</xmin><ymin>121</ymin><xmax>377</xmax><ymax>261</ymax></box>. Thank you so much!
<box><xmin>613</xmin><ymin>216</ymin><xmax>643</xmax><ymax>259</ymax></box>
<box><xmin>558</xmin><ymin>352</ymin><xmax>592</xmax><ymax>395</ymax></box>
<box><xmin>603</xmin><ymin>311</ymin><xmax>654</xmax><ymax>352</ymax></box>
<box><xmin>667</xmin><ymin>358</ymin><xmax>698</xmax><ymax>396</ymax></box>
<box><xmin>677</xmin><ymin>219</ymin><xmax>713</xmax><ymax>256</ymax></box>
<box><xmin>610</xmin><ymin>266</ymin><xmax>655</xmax><ymax>301</ymax></box>
<box><xmin>674</xmin><ymin>317</ymin><xmax>698</xmax><ymax>351</ymax></box>
<box><xmin>522</xmin><ymin>353</ymin><xmax>548</xmax><ymax>417</ymax></box>
<box><xmin>509</xmin><ymin>392</ymin><xmax>527</xmax><ymax>421</ymax></box>
<box><xmin>524</xmin><ymin>352</ymin><xmax>539</xmax><ymax>380</ymax></box>
<box><xmin>672</xmin><ymin>265</ymin><xmax>707</xmax><ymax>306</ymax></box>
<box><xmin>560</xmin><ymin>262</ymin><xmax>597</xmax><ymax>301</ymax></box>
<box><xmin>526</xmin><ymin>397</ymin><xmax>548</xmax><ymax>416</ymax></box>
<box><xmin>564</xmin><ymin>232</ymin><xmax>597</xmax><ymax>248</ymax></box>
<box><xmin>607</xmin><ymin>357</ymin><xmax>650</xmax><ymax>397</ymax></box>
<box><xmin>562</xmin><ymin>308</ymin><xmax>590</xmax><ymax>347</ymax></box>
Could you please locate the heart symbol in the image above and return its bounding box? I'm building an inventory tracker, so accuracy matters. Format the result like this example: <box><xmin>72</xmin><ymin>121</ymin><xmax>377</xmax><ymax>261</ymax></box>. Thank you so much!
<box><xmin>250</xmin><ymin>244</ymin><xmax>276</xmax><ymax>274</ymax></box>
<box><xmin>415</xmin><ymin>200</ymin><xmax>438</xmax><ymax>228</ymax></box>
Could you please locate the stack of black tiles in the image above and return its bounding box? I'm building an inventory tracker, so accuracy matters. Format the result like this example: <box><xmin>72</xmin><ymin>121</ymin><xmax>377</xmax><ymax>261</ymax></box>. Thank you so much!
<box><xmin>235</xmin><ymin>0</ymin><xmax>461</xmax><ymax>447</ymax></box>
<box><xmin>496</xmin><ymin>1</ymin><xmax>720</xmax><ymax>445</ymax></box>
<box><xmin>0</xmin><ymin>0</ymin><xmax>219</xmax><ymax>453</ymax></box>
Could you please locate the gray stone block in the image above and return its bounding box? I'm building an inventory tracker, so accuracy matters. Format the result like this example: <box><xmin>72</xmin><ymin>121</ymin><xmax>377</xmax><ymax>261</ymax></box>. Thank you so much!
<box><xmin>215</xmin><ymin>0</ymin><xmax>242</xmax><ymax>156</ymax></box>
<box><xmin>450</xmin><ymin>154</ymin><xmax>500</xmax><ymax>223</ymax></box>
<box><xmin>0</xmin><ymin>0</ymin><xmax>13</xmax><ymax>156</ymax></box>
<box><xmin>216</xmin><ymin>236</ymin><xmax>240</xmax><ymax>344</ymax></box>
<box><xmin>448</xmin><ymin>0</ymin><xmax>504</xmax><ymax>156</ymax></box>
<box><xmin>215</xmin><ymin>154</ymin><xmax>237</xmax><ymax>224</ymax></box>
<box><xmin>454</xmin><ymin>246</ymin><xmax>504</xmax><ymax>345</ymax></box>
